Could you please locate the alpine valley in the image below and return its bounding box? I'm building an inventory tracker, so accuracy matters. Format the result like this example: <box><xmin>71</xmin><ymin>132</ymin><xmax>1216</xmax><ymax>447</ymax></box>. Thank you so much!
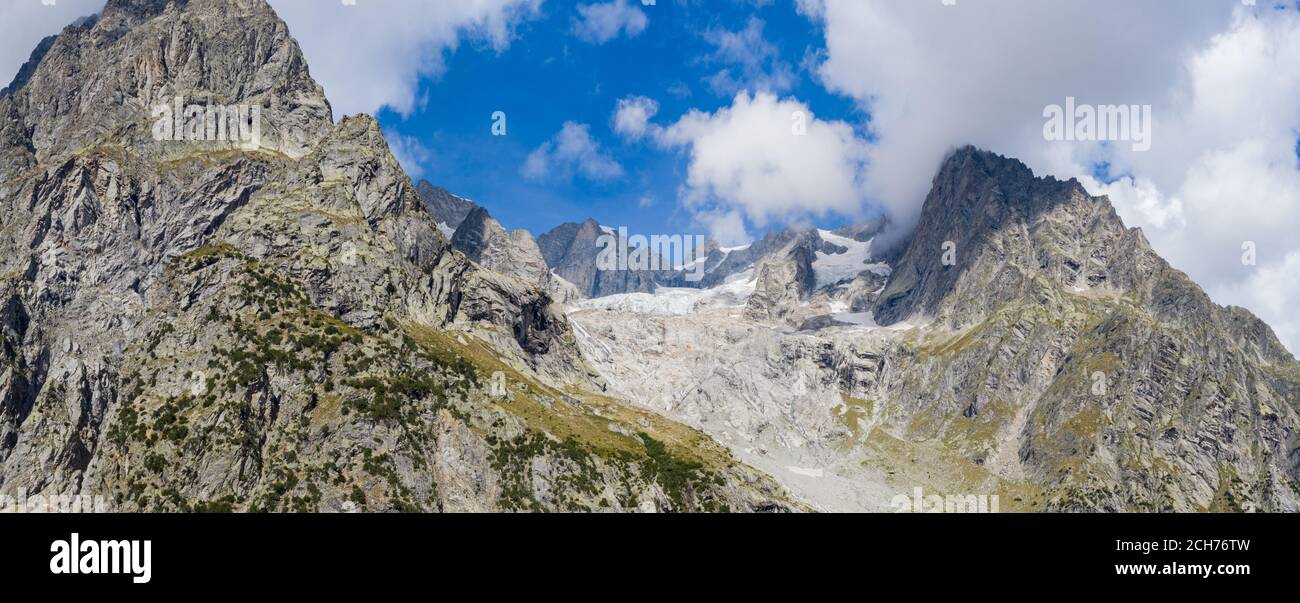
<box><xmin>1</xmin><ymin>0</ymin><xmax>1296</xmax><ymax>513</ymax></box>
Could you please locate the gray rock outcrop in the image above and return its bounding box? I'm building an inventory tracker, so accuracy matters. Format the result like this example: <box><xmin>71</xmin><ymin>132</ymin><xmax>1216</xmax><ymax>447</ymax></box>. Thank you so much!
<box><xmin>537</xmin><ymin>219</ymin><xmax>659</xmax><ymax>298</ymax></box>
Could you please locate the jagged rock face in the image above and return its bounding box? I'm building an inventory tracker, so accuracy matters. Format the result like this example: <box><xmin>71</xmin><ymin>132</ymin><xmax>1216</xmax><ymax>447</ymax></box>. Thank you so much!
<box><xmin>417</xmin><ymin>183</ymin><xmax>580</xmax><ymax>304</ymax></box>
<box><xmin>666</xmin><ymin>223</ymin><xmax>883</xmax><ymax>292</ymax></box>
<box><xmin>452</xmin><ymin>207</ymin><xmax>547</xmax><ymax>284</ymax></box>
<box><xmin>536</xmin><ymin>219</ymin><xmax>868</xmax><ymax>299</ymax></box>
<box><xmin>0</xmin><ymin>33</ymin><xmax>58</xmax><ymax>98</ymax></box>
<box><xmin>534</xmin><ymin>218</ymin><xmax>866</xmax><ymax>306</ymax></box>
<box><xmin>537</xmin><ymin>219</ymin><xmax>658</xmax><ymax>298</ymax></box>
<box><xmin>875</xmin><ymin>146</ymin><xmax>1151</xmax><ymax>328</ymax></box>
<box><xmin>446</xmin><ymin>206</ymin><xmax>580</xmax><ymax>305</ymax></box>
<box><xmin>831</xmin><ymin>217</ymin><xmax>889</xmax><ymax>245</ymax></box>
<box><xmin>0</xmin><ymin>0</ymin><xmax>332</xmax><ymax>174</ymax></box>
<box><xmin>870</xmin><ymin>147</ymin><xmax>1300</xmax><ymax>511</ymax></box>
<box><xmin>0</xmin><ymin>0</ymin><xmax>795</xmax><ymax>512</ymax></box>
<box><xmin>744</xmin><ymin>236</ymin><xmax>818</xmax><ymax>324</ymax></box>
<box><xmin>662</xmin><ymin>228</ymin><xmax>799</xmax><ymax>290</ymax></box>
<box><xmin>416</xmin><ymin>180</ymin><xmax>477</xmax><ymax>234</ymax></box>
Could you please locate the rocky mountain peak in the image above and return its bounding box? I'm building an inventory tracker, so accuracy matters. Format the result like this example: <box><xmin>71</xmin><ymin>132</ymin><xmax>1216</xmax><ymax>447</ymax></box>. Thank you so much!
<box><xmin>872</xmin><ymin>145</ymin><xmax>1292</xmax><ymax>365</ymax></box>
<box><xmin>743</xmin><ymin>237</ymin><xmax>817</xmax><ymax>324</ymax></box>
<box><xmin>98</xmin><ymin>0</ymin><xmax>179</xmax><ymax>26</ymax></box>
<box><xmin>874</xmin><ymin>146</ymin><xmax>1135</xmax><ymax>327</ymax></box>
<box><xmin>0</xmin><ymin>0</ymin><xmax>332</xmax><ymax>170</ymax></box>
<box><xmin>416</xmin><ymin>180</ymin><xmax>479</xmax><ymax>232</ymax></box>
<box><xmin>0</xmin><ymin>35</ymin><xmax>59</xmax><ymax>98</ymax></box>
<box><xmin>537</xmin><ymin>219</ymin><xmax>658</xmax><ymax>298</ymax></box>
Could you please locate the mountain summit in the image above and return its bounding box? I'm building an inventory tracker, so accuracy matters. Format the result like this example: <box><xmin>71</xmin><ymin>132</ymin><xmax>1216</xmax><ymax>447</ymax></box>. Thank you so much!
<box><xmin>858</xmin><ymin>147</ymin><xmax>1298</xmax><ymax>510</ymax></box>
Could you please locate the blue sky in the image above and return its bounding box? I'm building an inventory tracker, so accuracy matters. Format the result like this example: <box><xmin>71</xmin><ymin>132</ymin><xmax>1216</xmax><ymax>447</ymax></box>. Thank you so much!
<box><xmin>374</xmin><ymin>0</ymin><xmax>860</xmax><ymax>239</ymax></box>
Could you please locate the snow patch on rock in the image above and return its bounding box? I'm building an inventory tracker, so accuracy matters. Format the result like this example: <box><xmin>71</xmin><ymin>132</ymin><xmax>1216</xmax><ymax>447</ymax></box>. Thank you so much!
<box><xmin>813</xmin><ymin>230</ymin><xmax>885</xmax><ymax>288</ymax></box>
<box><xmin>436</xmin><ymin>221</ymin><xmax>455</xmax><ymax>239</ymax></box>
<box><xmin>576</xmin><ymin>270</ymin><xmax>757</xmax><ymax>316</ymax></box>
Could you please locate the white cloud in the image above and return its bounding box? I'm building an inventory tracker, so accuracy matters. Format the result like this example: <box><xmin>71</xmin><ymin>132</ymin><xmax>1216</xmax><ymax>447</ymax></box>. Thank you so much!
<box><xmin>267</xmin><ymin>0</ymin><xmax>541</xmax><ymax>118</ymax></box>
<box><xmin>612</xmin><ymin>95</ymin><xmax>660</xmax><ymax>140</ymax></box>
<box><xmin>702</xmin><ymin>18</ymin><xmax>794</xmax><ymax>97</ymax></box>
<box><xmin>1225</xmin><ymin>251</ymin><xmax>1300</xmax><ymax>355</ymax></box>
<box><xmin>800</xmin><ymin>0</ymin><xmax>1233</xmax><ymax>227</ymax></box>
<box><xmin>0</xmin><ymin>0</ymin><xmax>105</xmax><ymax>92</ymax></box>
<box><xmin>382</xmin><ymin>129</ymin><xmax>432</xmax><ymax>179</ymax></box>
<box><xmin>801</xmin><ymin>0</ymin><xmax>1300</xmax><ymax>353</ymax></box>
<box><xmin>654</xmin><ymin>92</ymin><xmax>870</xmax><ymax>237</ymax></box>
<box><xmin>522</xmin><ymin>121</ymin><xmax>624</xmax><ymax>182</ymax></box>
<box><xmin>695</xmin><ymin>209</ymin><xmax>751</xmax><ymax>248</ymax></box>
<box><xmin>572</xmin><ymin>0</ymin><xmax>649</xmax><ymax>44</ymax></box>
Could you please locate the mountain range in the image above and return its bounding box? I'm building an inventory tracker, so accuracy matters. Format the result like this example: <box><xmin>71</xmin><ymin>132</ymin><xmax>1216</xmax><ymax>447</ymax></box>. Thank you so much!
<box><xmin>1</xmin><ymin>0</ymin><xmax>1295</xmax><ymax>512</ymax></box>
